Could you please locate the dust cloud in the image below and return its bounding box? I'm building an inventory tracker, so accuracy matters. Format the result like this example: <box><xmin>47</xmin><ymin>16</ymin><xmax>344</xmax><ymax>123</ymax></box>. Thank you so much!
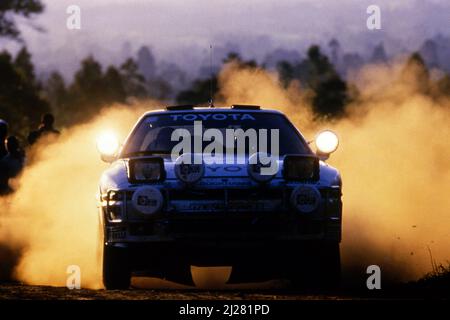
<box><xmin>0</xmin><ymin>104</ymin><xmax>151</xmax><ymax>288</ymax></box>
<box><xmin>218</xmin><ymin>61</ymin><xmax>450</xmax><ymax>283</ymax></box>
<box><xmin>1</xmin><ymin>60</ymin><xmax>449</xmax><ymax>290</ymax></box>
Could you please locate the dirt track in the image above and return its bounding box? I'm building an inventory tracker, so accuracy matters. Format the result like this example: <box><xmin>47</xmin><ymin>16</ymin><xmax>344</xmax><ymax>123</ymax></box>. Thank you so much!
<box><xmin>0</xmin><ymin>283</ymin><xmax>361</xmax><ymax>300</ymax></box>
<box><xmin>1</xmin><ymin>272</ymin><xmax>448</xmax><ymax>300</ymax></box>
<box><xmin>0</xmin><ymin>276</ymin><xmax>367</xmax><ymax>300</ymax></box>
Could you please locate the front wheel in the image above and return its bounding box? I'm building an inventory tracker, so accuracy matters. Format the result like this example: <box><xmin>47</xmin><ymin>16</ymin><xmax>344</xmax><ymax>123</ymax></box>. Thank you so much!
<box><xmin>102</xmin><ymin>244</ymin><xmax>131</xmax><ymax>290</ymax></box>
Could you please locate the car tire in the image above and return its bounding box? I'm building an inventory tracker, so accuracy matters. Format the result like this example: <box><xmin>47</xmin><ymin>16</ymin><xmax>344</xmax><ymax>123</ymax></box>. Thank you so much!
<box><xmin>288</xmin><ymin>242</ymin><xmax>341</xmax><ymax>290</ymax></box>
<box><xmin>317</xmin><ymin>243</ymin><xmax>341</xmax><ymax>289</ymax></box>
<box><xmin>102</xmin><ymin>244</ymin><xmax>131</xmax><ymax>290</ymax></box>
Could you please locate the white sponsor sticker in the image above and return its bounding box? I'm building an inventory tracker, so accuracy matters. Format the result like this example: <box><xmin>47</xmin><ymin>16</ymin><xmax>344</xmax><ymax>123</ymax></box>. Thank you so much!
<box><xmin>131</xmin><ymin>186</ymin><xmax>163</xmax><ymax>215</ymax></box>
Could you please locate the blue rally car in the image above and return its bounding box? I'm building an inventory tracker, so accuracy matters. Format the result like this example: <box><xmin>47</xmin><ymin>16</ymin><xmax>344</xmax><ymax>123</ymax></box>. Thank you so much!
<box><xmin>97</xmin><ymin>105</ymin><xmax>342</xmax><ymax>289</ymax></box>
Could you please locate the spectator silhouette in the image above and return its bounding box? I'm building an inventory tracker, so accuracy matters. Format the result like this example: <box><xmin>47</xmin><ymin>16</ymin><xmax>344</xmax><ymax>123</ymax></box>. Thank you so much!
<box><xmin>28</xmin><ymin>113</ymin><xmax>60</xmax><ymax>146</ymax></box>
<box><xmin>0</xmin><ymin>120</ymin><xmax>8</xmax><ymax>158</ymax></box>
<box><xmin>0</xmin><ymin>136</ymin><xmax>25</xmax><ymax>195</ymax></box>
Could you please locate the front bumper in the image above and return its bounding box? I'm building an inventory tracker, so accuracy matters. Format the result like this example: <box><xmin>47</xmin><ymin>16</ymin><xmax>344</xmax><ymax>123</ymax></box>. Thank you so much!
<box><xmin>101</xmin><ymin>186</ymin><xmax>342</xmax><ymax>245</ymax></box>
<box><xmin>105</xmin><ymin>212</ymin><xmax>341</xmax><ymax>245</ymax></box>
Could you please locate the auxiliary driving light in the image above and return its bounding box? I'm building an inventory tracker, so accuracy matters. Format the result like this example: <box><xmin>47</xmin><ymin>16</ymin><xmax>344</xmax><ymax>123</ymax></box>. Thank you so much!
<box><xmin>282</xmin><ymin>155</ymin><xmax>319</xmax><ymax>181</ymax></box>
<box><xmin>174</xmin><ymin>153</ymin><xmax>205</xmax><ymax>184</ymax></box>
<box><xmin>131</xmin><ymin>186</ymin><xmax>164</xmax><ymax>215</ymax></box>
<box><xmin>247</xmin><ymin>152</ymin><xmax>278</xmax><ymax>183</ymax></box>
<box><xmin>315</xmin><ymin>130</ymin><xmax>339</xmax><ymax>154</ymax></box>
<box><xmin>128</xmin><ymin>157</ymin><xmax>165</xmax><ymax>183</ymax></box>
<box><xmin>290</xmin><ymin>185</ymin><xmax>321</xmax><ymax>213</ymax></box>
<box><xmin>96</xmin><ymin>131</ymin><xmax>120</xmax><ymax>156</ymax></box>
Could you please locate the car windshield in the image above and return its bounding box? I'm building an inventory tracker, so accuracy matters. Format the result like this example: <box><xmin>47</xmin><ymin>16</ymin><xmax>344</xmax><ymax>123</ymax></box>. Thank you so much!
<box><xmin>121</xmin><ymin>111</ymin><xmax>311</xmax><ymax>157</ymax></box>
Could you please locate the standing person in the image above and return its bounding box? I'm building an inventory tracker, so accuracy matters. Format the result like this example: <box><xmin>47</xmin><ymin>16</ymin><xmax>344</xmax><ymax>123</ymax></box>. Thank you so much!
<box><xmin>0</xmin><ymin>136</ymin><xmax>25</xmax><ymax>195</ymax></box>
<box><xmin>28</xmin><ymin>113</ymin><xmax>60</xmax><ymax>145</ymax></box>
<box><xmin>0</xmin><ymin>120</ymin><xmax>8</xmax><ymax>158</ymax></box>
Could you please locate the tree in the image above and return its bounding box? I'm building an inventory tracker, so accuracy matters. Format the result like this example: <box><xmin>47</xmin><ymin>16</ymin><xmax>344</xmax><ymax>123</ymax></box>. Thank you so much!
<box><xmin>14</xmin><ymin>47</ymin><xmax>36</xmax><ymax>85</ymax></box>
<box><xmin>137</xmin><ymin>46</ymin><xmax>156</xmax><ymax>81</ymax></box>
<box><xmin>72</xmin><ymin>56</ymin><xmax>104</xmax><ymax>100</ymax></box>
<box><xmin>277</xmin><ymin>61</ymin><xmax>295</xmax><ymax>88</ymax></box>
<box><xmin>0</xmin><ymin>0</ymin><xmax>45</xmax><ymax>40</ymax></box>
<box><xmin>0</xmin><ymin>2</ymin><xmax>47</xmax><ymax>140</ymax></box>
<box><xmin>120</xmin><ymin>58</ymin><xmax>147</xmax><ymax>98</ymax></box>
<box><xmin>0</xmin><ymin>50</ymin><xmax>49</xmax><ymax>138</ymax></box>
<box><xmin>176</xmin><ymin>77</ymin><xmax>219</xmax><ymax>105</ymax></box>
<box><xmin>44</xmin><ymin>71</ymin><xmax>68</xmax><ymax>123</ymax></box>
<box><xmin>370</xmin><ymin>43</ymin><xmax>388</xmax><ymax>64</ymax></box>
<box><xmin>103</xmin><ymin>66</ymin><xmax>126</xmax><ymax>104</ymax></box>
<box><xmin>313</xmin><ymin>75</ymin><xmax>348</xmax><ymax>118</ymax></box>
<box><xmin>306</xmin><ymin>46</ymin><xmax>348</xmax><ymax>117</ymax></box>
<box><xmin>276</xmin><ymin>45</ymin><xmax>349</xmax><ymax>118</ymax></box>
<box><xmin>401</xmin><ymin>52</ymin><xmax>430</xmax><ymax>94</ymax></box>
<box><xmin>223</xmin><ymin>52</ymin><xmax>257</xmax><ymax>69</ymax></box>
<box><xmin>66</xmin><ymin>56</ymin><xmax>106</xmax><ymax>123</ymax></box>
<box><xmin>328</xmin><ymin>38</ymin><xmax>340</xmax><ymax>67</ymax></box>
<box><xmin>419</xmin><ymin>39</ymin><xmax>440</xmax><ymax>69</ymax></box>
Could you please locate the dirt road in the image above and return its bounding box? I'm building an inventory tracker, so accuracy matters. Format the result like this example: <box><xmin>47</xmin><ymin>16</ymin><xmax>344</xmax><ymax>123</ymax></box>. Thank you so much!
<box><xmin>0</xmin><ymin>281</ymin><xmax>360</xmax><ymax>300</ymax></box>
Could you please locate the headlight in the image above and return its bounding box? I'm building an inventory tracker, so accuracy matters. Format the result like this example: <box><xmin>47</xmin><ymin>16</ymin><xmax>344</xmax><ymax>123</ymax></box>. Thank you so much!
<box><xmin>315</xmin><ymin>130</ymin><xmax>339</xmax><ymax>154</ymax></box>
<box><xmin>282</xmin><ymin>155</ymin><xmax>319</xmax><ymax>181</ymax></box>
<box><xmin>128</xmin><ymin>157</ymin><xmax>165</xmax><ymax>183</ymax></box>
<box><xmin>96</xmin><ymin>131</ymin><xmax>119</xmax><ymax>156</ymax></box>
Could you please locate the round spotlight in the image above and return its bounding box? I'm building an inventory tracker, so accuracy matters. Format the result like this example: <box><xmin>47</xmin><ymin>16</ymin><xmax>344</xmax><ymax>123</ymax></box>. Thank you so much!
<box><xmin>247</xmin><ymin>152</ymin><xmax>278</xmax><ymax>183</ymax></box>
<box><xmin>174</xmin><ymin>153</ymin><xmax>205</xmax><ymax>184</ymax></box>
<box><xmin>290</xmin><ymin>185</ymin><xmax>321</xmax><ymax>213</ymax></box>
<box><xmin>131</xmin><ymin>186</ymin><xmax>163</xmax><ymax>215</ymax></box>
<box><xmin>96</xmin><ymin>131</ymin><xmax>119</xmax><ymax>156</ymax></box>
<box><xmin>315</xmin><ymin>130</ymin><xmax>339</xmax><ymax>154</ymax></box>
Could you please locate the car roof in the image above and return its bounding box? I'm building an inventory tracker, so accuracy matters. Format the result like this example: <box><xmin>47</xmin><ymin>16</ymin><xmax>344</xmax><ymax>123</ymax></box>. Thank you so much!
<box><xmin>142</xmin><ymin>106</ymin><xmax>285</xmax><ymax>117</ymax></box>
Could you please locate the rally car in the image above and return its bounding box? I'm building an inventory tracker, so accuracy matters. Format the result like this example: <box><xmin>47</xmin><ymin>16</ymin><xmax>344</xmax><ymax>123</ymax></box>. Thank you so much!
<box><xmin>97</xmin><ymin>105</ymin><xmax>342</xmax><ymax>289</ymax></box>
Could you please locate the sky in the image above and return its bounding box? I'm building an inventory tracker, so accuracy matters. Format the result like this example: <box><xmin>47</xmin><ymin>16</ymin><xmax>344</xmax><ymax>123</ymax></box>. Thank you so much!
<box><xmin>2</xmin><ymin>0</ymin><xmax>449</xmax><ymax>77</ymax></box>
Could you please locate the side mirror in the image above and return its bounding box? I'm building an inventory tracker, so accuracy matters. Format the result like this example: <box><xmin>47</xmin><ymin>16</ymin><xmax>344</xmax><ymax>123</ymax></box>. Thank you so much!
<box><xmin>96</xmin><ymin>131</ymin><xmax>120</xmax><ymax>163</ymax></box>
<box><xmin>314</xmin><ymin>130</ymin><xmax>339</xmax><ymax>160</ymax></box>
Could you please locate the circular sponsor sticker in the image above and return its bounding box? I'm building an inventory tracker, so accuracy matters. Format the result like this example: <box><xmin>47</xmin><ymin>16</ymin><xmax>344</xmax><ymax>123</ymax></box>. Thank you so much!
<box><xmin>131</xmin><ymin>186</ymin><xmax>163</xmax><ymax>215</ymax></box>
<box><xmin>174</xmin><ymin>153</ymin><xmax>205</xmax><ymax>184</ymax></box>
<box><xmin>247</xmin><ymin>152</ymin><xmax>278</xmax><ymax>183</ymax></box>
<box><xmin>290</xmin><ymin>185</ymin><xmax>321</xmax><ymax>213</ymax></box>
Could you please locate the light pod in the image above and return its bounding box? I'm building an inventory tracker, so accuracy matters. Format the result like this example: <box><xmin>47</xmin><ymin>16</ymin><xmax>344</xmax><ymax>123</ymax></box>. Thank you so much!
<box><xmin>290</xmin><ymin>185</ymin><xmax>321</xmax><ymax>213</ymax></box>
<box><xmin>247</xmin><ymin>152</ymin><xmax>278</xmax><ymax>183</ymax></box>
<box><xmin>131</xmin><ymin>186</ymin><xmax>163</xmax><ymax>215</ymax></box>
<box><xmin>174</xmin><ymin>153</ymin><xmax>205</xmax><ymax>184</ymax></box>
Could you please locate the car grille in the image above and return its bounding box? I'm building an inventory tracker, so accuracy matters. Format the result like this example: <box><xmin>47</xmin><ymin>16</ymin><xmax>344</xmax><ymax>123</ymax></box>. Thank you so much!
<box><xmin>128</xmin><ymin>215</ymin><xmax>324</xmax><ymax>237</ymax></box>
<box><xmin>168</xmin><ymin>188</ymin><xmax>285</xmax><ymax>201</ymax></box>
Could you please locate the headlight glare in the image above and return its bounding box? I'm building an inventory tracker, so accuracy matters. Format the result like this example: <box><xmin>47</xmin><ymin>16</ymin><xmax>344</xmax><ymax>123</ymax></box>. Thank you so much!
<box><xmin>315</xmin><ymin>130</ymin><xmax>339</xmax><ymax>154</ymax></box>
